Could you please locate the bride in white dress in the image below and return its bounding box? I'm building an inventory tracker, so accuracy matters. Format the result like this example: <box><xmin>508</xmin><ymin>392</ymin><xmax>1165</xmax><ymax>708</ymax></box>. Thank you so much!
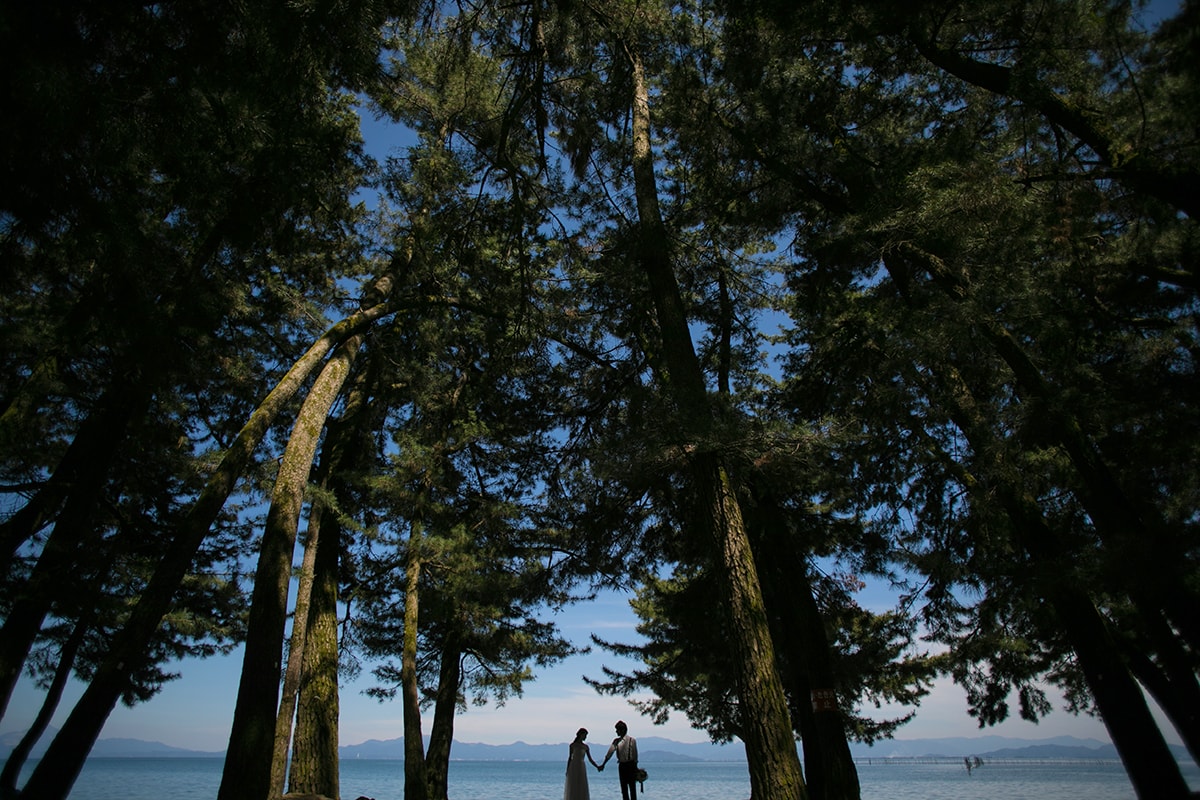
<box><xmin>564</xmin><ymin>727</ymin><xmax>601</xmax><ymax>800</ymax></box>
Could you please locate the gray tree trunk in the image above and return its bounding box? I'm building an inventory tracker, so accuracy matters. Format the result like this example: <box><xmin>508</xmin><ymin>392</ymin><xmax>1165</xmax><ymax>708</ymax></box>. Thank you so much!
<box><xmin>401</xmin><ymin>526</ymin><xmax>428</xmax><ymax>800</ymax></box>
<box><xmin>219</xmin><ymin>331</ymin><xmax>366</xmax><ymax>800</ymax></box>
<box><xmin>625</xmin><ymin>45</ymin><xmax>807</xmax><ymax>800</ymax></box>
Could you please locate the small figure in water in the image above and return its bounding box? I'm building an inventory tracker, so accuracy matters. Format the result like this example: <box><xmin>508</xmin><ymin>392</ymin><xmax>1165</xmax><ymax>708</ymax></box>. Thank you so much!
<box><xmin>964</xmin><ymin>756</ymin><xmax>973</xmax><ymax>775</ymax></box>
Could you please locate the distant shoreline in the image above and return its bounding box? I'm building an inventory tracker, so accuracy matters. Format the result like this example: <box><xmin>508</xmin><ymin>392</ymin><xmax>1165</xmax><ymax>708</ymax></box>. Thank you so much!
<box><xmin>4</xmin><ymin>731</ymin><xmax>1165</xmax><ymax>763</ymax></box>
<box><xmin>41</xmin><ymin>754</ymin><xmax>1128</xmax><ymax>765</ymax></box>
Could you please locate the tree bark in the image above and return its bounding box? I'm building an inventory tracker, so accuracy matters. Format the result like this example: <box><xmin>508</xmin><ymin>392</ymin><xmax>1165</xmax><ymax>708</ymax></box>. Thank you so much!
<box><xmin>288</xmin><ymin>499</ymin><xmax>342</xmax><ymax>797</ymax></box>
<box><xmin>269</xmin><ymin>509</ymin><xmax>324</xmax><ymax>798</ymax></box>
<box><xmin>401</xmin><ymin>525</ymin><xmax>428</xmax><ymax>800</ymax></box>
<box><xmin>748</xmin><ymin>491</ymin><xmax>860</xmax><ymax>800</ymax></box>
<box><xmin>425</xmin><ymin>635</ymin><xmax>462</xmax><ymax>800</ymax></box>
<box><xmin>219</xmin><ymin>330</ymin><xmax>365</xmax><ymax>800</ymax></box>
<box><xmin>624</xmin><ymin>44</ymin><xmax>806</xmax><ymax>800</ymax></box>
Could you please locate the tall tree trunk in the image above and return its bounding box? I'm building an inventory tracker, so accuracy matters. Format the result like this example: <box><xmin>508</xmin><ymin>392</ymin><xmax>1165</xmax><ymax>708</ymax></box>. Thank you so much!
<box><xmin>401</xmin><ymin>524</ymin><xmax>428</xmax><ymax>800</ymax></box>
<box><xmin>15</xmin><ymin>299</ymin><xmax>394</xmax><ymax>800</ymax></box>
<box><xmin>288</xmin><ymin>358</ymin><xmax>379</xmax><ymax>799</ymax></box>
<box><xmin>270</xmin><ymin>512</ymin><xmax>324</xmax><ymax>798</ymax></box>
<box><xmin>789</xmin><ymin>565</ymin><xmax>859</xmax><ymax>800</ymax></box>
<box><xmin>288</xmin><ymin>500</ymin><xmax>342</xmax><ymax>797</ymax></box>
<box><xmin>219</xmin><ymin>331</ymin><xmax>365</xmax><ymax>800</ymax></box>
<box><xmin>425</xmin><ymin>635</ymin><xmax>462</xmax><ymax>800</ymax></box>
<box><xmin>747</xmin><ymin>491</ymin><xmax>860</xmax><ymax>800</ymax></box>
<box><xmin>625</xmin><ymin>45</ymin><xmax>807</xmax><ymax>800</ymax></box>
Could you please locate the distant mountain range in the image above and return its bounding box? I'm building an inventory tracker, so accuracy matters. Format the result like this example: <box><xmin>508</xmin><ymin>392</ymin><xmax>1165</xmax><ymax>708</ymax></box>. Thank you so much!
<box><xmin>0</xmin><ymin>730</ymin><xmax>222</xmax><ymax>759</ymax></box>
<box><xmin>5</xmin><ymin>729</ymin><xmax>1167</xmax><ymax>762</ymax></box>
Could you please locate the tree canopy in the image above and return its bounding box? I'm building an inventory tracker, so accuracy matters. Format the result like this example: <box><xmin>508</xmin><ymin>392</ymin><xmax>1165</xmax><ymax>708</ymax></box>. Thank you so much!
<box><xmin>2</xmin><ymin>1</ymin><xmax>1197</xmax><ymax>799</ymax></box>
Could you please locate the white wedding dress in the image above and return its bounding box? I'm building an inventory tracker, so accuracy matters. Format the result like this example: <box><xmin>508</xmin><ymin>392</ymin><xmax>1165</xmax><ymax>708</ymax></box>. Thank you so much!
<box><xmin>563</xmin><ymin>741</ymin><xmax>592</xmax><ymax>800</ymax></box>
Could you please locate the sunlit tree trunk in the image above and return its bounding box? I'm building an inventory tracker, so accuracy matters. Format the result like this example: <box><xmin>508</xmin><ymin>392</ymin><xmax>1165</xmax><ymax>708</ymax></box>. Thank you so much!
<box><xmin>288</xmin><ymin>360</ymin><xmax>379</xmax><ymax>799</ymax></box>
<box><xmin>218</xmin><ymin>329</ymin><xmax>365</xmax><ymax>800</ymax></box>
<box><xmin>425</xmin><ymin>634</ymin><xmax>463</xmax><ymax>800</ymax></box>
<box><xmin>270</xmin><ymin>512</ymin><xmax>323</xmax><ymax>797</ymax></box>
<box><xmin>401</xmin><ymin>524</ymin><xmax>428</xmax><ymax>800</ymax></box>
<box><xmin>287</xmin><ymin>501</ymin><xmax>342</xmax><ymax>797</ymax></box>
<box><xmin>625</xmin><ymin>45</ymin><xmax>807</xmax><ymax>800</ymax></box>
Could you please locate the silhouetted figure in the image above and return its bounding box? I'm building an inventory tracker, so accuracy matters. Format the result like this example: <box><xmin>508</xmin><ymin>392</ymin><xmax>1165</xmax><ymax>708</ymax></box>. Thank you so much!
<box><xmin>599</xmin><ymin>720</ymin><xmax>639</xmax><ymax>800</ymax></box>
<box><xmin>564</xmin><ymin>727</ymin><xmax>601</xmax><ymax>800</ymax></box>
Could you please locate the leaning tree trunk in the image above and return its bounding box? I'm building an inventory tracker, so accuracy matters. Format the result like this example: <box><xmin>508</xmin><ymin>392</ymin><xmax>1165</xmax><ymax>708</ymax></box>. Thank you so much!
<box><xmin>0</xmin><ymin>387</ymin><xmax>143</xmax><ymax>720</ymax></box>
<box><xmin>975</xmin><ymin>306</ymin><xmax>1200</xmax><ymax>651</ymax></box>
<box><xmin>287</xmin><ymin>498</ymin><xmax>342</xmax><ymax>798</ymax></box>
<box><xmin>0</xmin><ymin>383</ymin><xmax>132</xmax><ymax>578</ymax></box>
<box><xmin>625</xmin><ymin>44</ymin><xmax>807</xmax><ymax>800</ymax></box>
<box><xmin>425</xmin><ymin>634</ymin><xmax>463</xmax><ymax>800</ymax></box>
<box><xmin>748</xmin><ymin>490</ymin><xmax>860</xmax><ymax>800</ymax></box>
<box><xmin>401</xmin><ymin>523</ymin><xmax>428</xmax><ymax>800</ymax></box>
<box><xmin>939</xmin><ymin>365</ymin><xmax>1191</xmax><ymax>800</ymax></box>
<box><xmin>998</xmin><ymin>484</ymin><xmax>1191</xmax><ymax>799</ymax></box>
<box><xmin>1041</xmin><ymin>577</ymin><xmax>1191</xmax><ymax>799</ymax></box>
<box><xmin>288</xmin><ymin>359</ymin><xmax>379</xmax><ymax>799</ymax></box>
<box><xmin>269</xmin><ymin>503</ymin><xmax>324</xmax><ymax>798</ymax></box>
<box><xmin>0</xmin><ymin>614</ymin><xmax>89</xmax><ymax>797</ymax></box>
<box><xmin>16</xmin><ymin>297</ymin><xmax>395</xmax><ymax>800</ymax></box>
<box><xmin>219</xmin><ymin>330</ymin><xmax>366</xmax><ymax>800</ymax></box>
<box><xmin>0</xmin><ymin>493</ymin><xmax>103</xmax><ymax>723</ymax></box>
<box><xmin>1119</xmin><ymin>615</ymin><xmax>1200</xmax><ymax>765</ymax></box>
<box><xmin>898</xmin><ymin>244</ymin><xmax>1200</xmax><ymax>651</ymax></box>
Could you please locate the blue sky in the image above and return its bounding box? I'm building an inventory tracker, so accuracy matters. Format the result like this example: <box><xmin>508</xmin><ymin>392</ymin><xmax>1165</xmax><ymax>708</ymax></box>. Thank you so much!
<box><xmin>4</xmin><ymin>0</ymin><xmax>1186</xmax><ymax>756</ymax></box>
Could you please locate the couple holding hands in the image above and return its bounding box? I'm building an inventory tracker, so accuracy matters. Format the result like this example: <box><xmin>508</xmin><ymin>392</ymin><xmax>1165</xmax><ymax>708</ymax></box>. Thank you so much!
<box><xmin>564</xmin><ymin>720</ymin><xmax>640</xmax><ymax>800</ymax></box>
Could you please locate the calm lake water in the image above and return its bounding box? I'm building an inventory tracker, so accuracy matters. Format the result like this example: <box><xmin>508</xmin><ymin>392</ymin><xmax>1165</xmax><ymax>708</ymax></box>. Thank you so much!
<box><xmin>22</xmin><ymin>757</ymin><xmax>1200</xmax><ymax>800</ymax></box>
